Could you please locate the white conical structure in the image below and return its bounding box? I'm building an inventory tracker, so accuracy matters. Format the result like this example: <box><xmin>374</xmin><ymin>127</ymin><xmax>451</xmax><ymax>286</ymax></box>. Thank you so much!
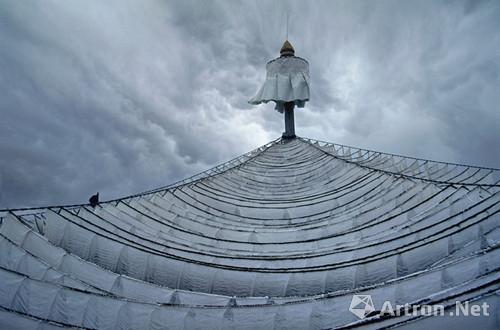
<box><xmin>1</xmin><ymin>136</ymin><xmax>499</xmax><ymax>329</ymax></box>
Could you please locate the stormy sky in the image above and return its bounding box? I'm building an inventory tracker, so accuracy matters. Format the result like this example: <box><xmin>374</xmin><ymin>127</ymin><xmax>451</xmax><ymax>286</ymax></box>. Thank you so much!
<box><xmin>1</xmin><ymin>0</ymin><xmax>499</xmax><ymax>208</ymax></box>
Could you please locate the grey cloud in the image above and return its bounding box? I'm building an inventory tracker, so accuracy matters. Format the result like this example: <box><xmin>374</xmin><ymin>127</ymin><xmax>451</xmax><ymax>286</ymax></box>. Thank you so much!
<box><xmin>1</xmin><ymin>0</ymin><xmax>499</xmax><ymax>208</ymax></box>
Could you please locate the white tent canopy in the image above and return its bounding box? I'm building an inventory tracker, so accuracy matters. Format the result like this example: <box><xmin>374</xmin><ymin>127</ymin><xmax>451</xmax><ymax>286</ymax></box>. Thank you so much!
<box><xmin>0</xmin><ymin>137</ymin><xmax>499</xmax><ymax>329</ymax></box>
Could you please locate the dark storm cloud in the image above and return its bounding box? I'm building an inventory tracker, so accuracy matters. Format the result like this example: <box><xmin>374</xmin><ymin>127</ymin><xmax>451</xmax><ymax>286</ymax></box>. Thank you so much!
<box><xmin>0</xmin><ymin>0</ymin><xmax>499</xmax><ymax>208</ymax></box>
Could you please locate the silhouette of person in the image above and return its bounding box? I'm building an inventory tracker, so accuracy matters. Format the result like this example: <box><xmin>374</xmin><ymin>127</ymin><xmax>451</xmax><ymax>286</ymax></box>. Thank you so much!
<box><xmin>89</xmin><ymin>192</ymin><xmax>99</xmax><ymax>208</ymax></box>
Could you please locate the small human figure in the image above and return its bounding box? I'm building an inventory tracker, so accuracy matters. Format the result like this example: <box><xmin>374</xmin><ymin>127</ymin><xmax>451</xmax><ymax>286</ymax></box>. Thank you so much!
<box><xmin>89</xmin><ymin>192</ymin><xmax>99</xmax><ymax>208</ymax></box>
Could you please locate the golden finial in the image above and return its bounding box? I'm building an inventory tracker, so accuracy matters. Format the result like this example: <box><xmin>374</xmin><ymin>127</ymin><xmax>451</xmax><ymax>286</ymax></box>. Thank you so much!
<box><xmin>280</xmin><ymin>40</ymin><xmax>295</xmax><ymax>57</ymax></box>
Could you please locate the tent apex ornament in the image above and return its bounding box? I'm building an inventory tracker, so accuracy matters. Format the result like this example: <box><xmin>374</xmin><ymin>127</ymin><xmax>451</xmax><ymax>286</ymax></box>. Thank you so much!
<box><xmin>280</xmin><ymin>40</ymin><xmax>295</xmax><ymax>56</ymax></box>
<box><xmin>249</xmin><ymin>40</ymin><xmax>310</xmax><ymax>139</ymax></box>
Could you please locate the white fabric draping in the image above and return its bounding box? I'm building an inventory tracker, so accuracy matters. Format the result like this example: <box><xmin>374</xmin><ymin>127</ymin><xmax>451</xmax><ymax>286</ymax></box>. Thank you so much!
<box><xmin>249</xmin><ymin>56</ymin><xmax>310</xmax><ymax>113</ymax></box>
<box><xmin>1</xmin><ymin>137</ymin><xmax>499</xmax><ymax>329</ymax></box>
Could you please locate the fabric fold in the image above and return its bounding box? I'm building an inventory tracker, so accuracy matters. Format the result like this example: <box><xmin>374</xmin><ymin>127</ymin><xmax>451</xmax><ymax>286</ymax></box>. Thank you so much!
<box><xmin>249</xmin><ymin>56</ymin><xmax>310</xmax><ymax>113</ymax></box>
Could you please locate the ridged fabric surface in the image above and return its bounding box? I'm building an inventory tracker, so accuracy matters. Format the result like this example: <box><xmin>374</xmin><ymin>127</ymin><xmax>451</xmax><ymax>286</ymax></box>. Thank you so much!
<box><xmin>0</xmin><ymin>136</ymin><xmax>499</xmax><ymax>329</ymax></box>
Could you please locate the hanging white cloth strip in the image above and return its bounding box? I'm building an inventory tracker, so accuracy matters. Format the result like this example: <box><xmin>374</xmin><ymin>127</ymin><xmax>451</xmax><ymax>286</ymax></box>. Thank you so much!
<box><xmin>249</xmin><ymin>56</ymin><xmax>310</xmax><ymax>113</ymax></box>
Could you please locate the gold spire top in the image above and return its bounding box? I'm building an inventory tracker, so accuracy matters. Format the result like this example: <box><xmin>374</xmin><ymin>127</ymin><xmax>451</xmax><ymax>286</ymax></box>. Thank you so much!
<box><xmin>280</xmin><ymin>40</ymin><xmax>295</xmax><ymax>57</ymax></box>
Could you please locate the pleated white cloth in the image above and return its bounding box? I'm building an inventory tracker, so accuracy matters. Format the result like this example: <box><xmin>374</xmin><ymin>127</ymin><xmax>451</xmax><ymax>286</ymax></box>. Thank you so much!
<box><xmin>249</xmin><ymin>56</ymin><xmax>310</xmax><ymax>113</ymax></box>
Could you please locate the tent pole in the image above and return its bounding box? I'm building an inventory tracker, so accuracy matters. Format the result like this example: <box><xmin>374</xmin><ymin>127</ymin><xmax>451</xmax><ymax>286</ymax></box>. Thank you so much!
<box><xmin>283</xmin><ymin>102</ymin><xmax>296</xmax><ymax>139</ymax></box>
